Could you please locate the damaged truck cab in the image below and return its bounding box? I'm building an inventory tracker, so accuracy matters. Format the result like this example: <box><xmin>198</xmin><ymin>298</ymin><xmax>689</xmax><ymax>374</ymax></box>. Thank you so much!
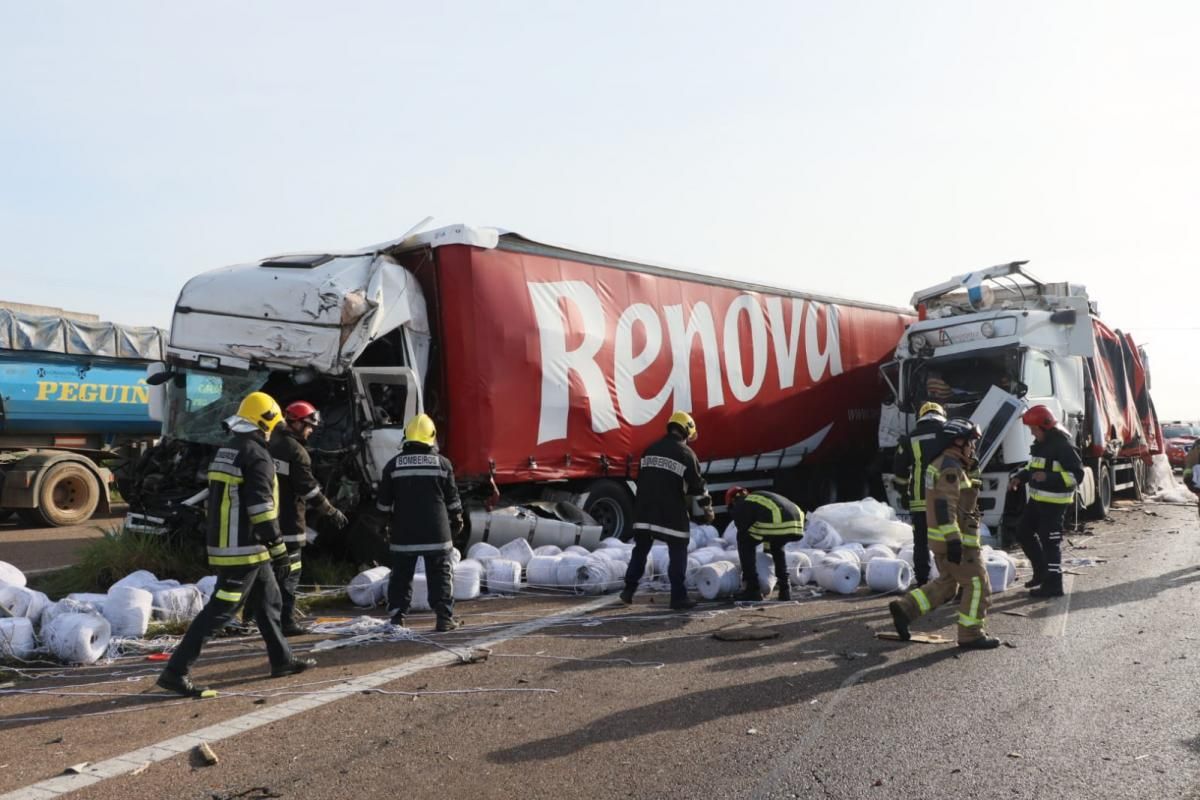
<box><xmin>884</xmin><ymin>262</ymin><xmax>1161</xmax><ymax>542</ymax></box>
<box><xmin>132</xmin><ymin>224</ymin><xmax>913</xmax><ymax>548</ymax></box>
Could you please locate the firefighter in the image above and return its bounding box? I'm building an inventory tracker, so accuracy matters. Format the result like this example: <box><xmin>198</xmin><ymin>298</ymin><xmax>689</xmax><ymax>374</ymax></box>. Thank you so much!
<box><xmin>620</xmin><ymin>411</ymin><xmax>709</xmax><ymax>611</ymax></box>
<box><xmin>377</xmin><ymin>413</ymin><xmax>464</xmax><ymax>632</ymax></box>
<box><xmin>1010</xmin><ymin>405</ymin><xmax>1084</xmax><ymax>598</ymax></box>
<box><xmin>157</xmin><ymin>392</ymin><xmax>314</xmax><ymax>696</ymax></box>
<box><xmin>269</xmin><ymin>400</ymin><xmax>350</xmax><ymax>636</ymax></box>
<box><xmin>892</xmin><ymin>401</ymin><xmax>948</xmax><ymax>586</ymax></box>
<box><xmin>888</xmin><ymin>418</ymin><xmax>1000</xmax><ymax>650</ymax></box>
<box><xmin>726</xmin><ymin>487</ymin><xmax>805</xmax><ymax>602</ymax></box>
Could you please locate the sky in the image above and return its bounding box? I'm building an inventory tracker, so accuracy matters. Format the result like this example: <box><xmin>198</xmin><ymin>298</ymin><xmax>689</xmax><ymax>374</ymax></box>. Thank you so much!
<box><xmin>2</xmin><ymin>2</ymin><xmax>1198</xmax><ymax>417</ymax></box>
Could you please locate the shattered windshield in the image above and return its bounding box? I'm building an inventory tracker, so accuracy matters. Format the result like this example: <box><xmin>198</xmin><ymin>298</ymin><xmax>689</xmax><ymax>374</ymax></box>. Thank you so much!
<box><xmin>905</xmin><ymin>349</ymin><xmax>1020</xmax><ymax>414</ymax></box>
<box><xmin>164</xmin><ymin>367</ymin><xmax>270</xmax><ymax>446</ymax></box>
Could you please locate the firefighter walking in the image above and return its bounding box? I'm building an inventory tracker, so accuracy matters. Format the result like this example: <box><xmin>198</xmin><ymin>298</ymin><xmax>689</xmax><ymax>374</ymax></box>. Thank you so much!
<box><xmin>1011</xmin><ymin>405</ymin><xmax>1084</xmax><ymax>598</ymax></box>
<box><xmin>269</xmin><ymin>400</ymin><xmax>349</xmax><ymax>636</ymax></box>
<box><xmin>377</xmin><ymin>413</ymin><xmax>465</xmax><ymax>632</ymax></box>
<box><xmin>725</xmin><ymin>487</ymin><xmax>804</xmax><ymax>602</ymax></box>
<box><xmin>892</xmin><ymin>401</ymin><xmax>947</xmax><ymax>586</ymax></box>
<box><xmin>621</xmin><ymin>411</ymin><xmax>709</xmax><ymax>611</ymax></box>
<box><xmin>888</xmin><ymin>418</ymin><xmax>1000</xmax><ymax>650</ymax></box>
<box><xmin>158</xmin><ymin>392</ymin><xmax>315</xmax><ymax>696</ymax></box>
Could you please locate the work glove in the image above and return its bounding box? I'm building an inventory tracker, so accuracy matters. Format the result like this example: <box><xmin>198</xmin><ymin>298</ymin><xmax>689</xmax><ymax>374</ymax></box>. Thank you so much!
<box><xmin>450</xmin><ymin>513</ymin><xmax>464</xmax><ymax>537</ymax></box>
<box><xmin>945</xmin><ymin>539</ymin><xmax>963</xmax><ymax>565</ymax></box>
<box><xmin>328</xmin><ymin>507</ymin><xmax>349</xmax><ymax>530</ymax></box>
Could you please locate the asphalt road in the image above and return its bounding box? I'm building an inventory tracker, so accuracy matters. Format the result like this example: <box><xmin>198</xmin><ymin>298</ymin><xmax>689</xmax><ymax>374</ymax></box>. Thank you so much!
<box><xmin>2</xmin><ymin>500</ymin><xmax>1199</xmax><ymax>800</ymax></box>
<box><xmin>0</xmin><ymin>511</ymin><xmax>124</xmax><ymax>574</ymax></box>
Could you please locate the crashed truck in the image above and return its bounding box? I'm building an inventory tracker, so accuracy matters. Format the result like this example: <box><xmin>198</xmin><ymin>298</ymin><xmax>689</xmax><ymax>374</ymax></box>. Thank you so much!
<box><xmin>882</xmin><ymin>261</ymin><xmax>1161</xmax><ymax>542</ymax></box>
<box><xmin>126</xmin><ymin>224</ymin><xmax>911</xmax><ymax>557</ymax></box>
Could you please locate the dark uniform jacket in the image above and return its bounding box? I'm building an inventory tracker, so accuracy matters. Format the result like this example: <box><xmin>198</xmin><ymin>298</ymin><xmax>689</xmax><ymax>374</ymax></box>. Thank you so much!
<box><xmin>633</xmin><ymin>432</ymin><xmax>707</xmax><ymax>540</ymax></box>
<box><xmin>375</xmin><ymin>442</ymin><xmax>463</xmax><ymax>553</ymax></box>
<box><xmin>732</xmin><ymin>490</ymin><xmax>805</xmax><ymax>540</ymax></box>
<box><xmin>893</xmin><ymin>416</ymin><xmax>946</xmax><ymax>511</ymax></box>
<box><xmin>205</xmin><ymin>430</ymin><xmax>282</xmax><ymax>567</ymax></box>
<box><xmin>1017</xmin><ymin>428</ymin><xmax>1084</xmax><ymax>505</ymax></box>
<box><xmin>269</xmin><ymin>427</ymin><xmax>337</xmax><ymax>545</ymax></box>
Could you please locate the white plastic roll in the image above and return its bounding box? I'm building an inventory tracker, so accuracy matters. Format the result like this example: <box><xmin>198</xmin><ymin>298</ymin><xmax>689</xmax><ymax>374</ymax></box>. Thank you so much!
<box><xmin>196</xmin><ymin>576</ymin><xmax>218</xmax><ymax>600</ymax></box>
<box><xmin>690</xmin><ymin>547</ymin><xmax>723</xmax><ymax>566</ymax></box>
<box><xmin>722</xmin><ymin>520</ymin><xmax>738</xmax><ymax>547</ymax></box>
<box><xmin>985</xmin><ymin>558</ymin><xmax>1012</xmax><ymax>593</ymax></box>
<box><xmin>785</xmin><ymin>551</ymin><xmax>813</xmax><ymax>586</ymax></box>
<box><xmin>755</xmin><ymin>552</ymin><xmax>778</xmax><ymax>594</ymax></box>
<box><xmin>409</xmin><ymin>573</ymin><xmax>432</xmax><ymax>611</ymax></box>
<box><xmin>104</xmin><ymin>586</ymin><xmax>152</xmax><ymax>637</ymax></box>
<box><xmin>533</xmin><ymin>545</ymin><xmax>564</xmax><ymax>556</ymax></box>
<box><xmin>865</xmin><ymin>558</ymin><xmax>914</xmax><ymax>593</ymax></box>
<box><xmin>448</xmin><ymin>548</ymin><xmax>462</xmax><ymax>569</ymax></box>
<box><xmin>453</xmin><ymin>559</ymin><xmax>483</xmax><ymax>600</ymax></box>
<box><xmin>349</xmin><ymin>566</ymin><xmax>391</xmax><ymax>607</ymax></box>
<box><xmin>467</xmin><ymin>542</ymin><xmax>502</xmax><ymax>562</ymax></box>
<box><xmin>799</xmin><ymin>518</ymin><xmax>843</xmax><ymax>551</ymax></box>
<box><xmin>831</xmin><ymin>543</ymin><xmax>867</xmax><ymax>564</ymax></box>
<box><xmin>43</xmin><ymin>612</ymin><xmax>111</xmax><ymax>665</ymax></box>
<box><xmin>697</xmin><ymin>561</ymin><xmax>741</xmax><ymax>600</ymax></box>
<box><xmin>0</xmin><ymin>560</ymin><xmax>27</xmax><ymax>589</ymax></box>
<box><xmin>486</xmin><ymin>559</ymin><xmax>523</xmax><ymax>594</ymax></box>
<box><xmin>815</xmin><ymin>556</ymin><xmax>861</xmax><ymax>595</ymax></box>
<box><xmin>67</xmin><ymin>592</ymin><xmax>108</xmax><ymax>610</ymax></box>
<box><xmin>110</xmin><ymin>570</ymin><xmax>159</xmax><ymax>592</ymax></box>
<box><xmin>563</xmin><ymin>545</ymin><xmax>590</xmax><ymax>556</ymax></box>
<box><xmin>575</xmin><ymin>556</ymin><xmax>622</xmax><ymax>595</ymax></box>
<box><xmin>40</xmin><ymin>598</ymin><xmax>99</xmax><ymax>632</ymax></box>
<box><xmin>0</xmin><ymin>586</ymin><xmax>50</xmax><ymax>624</ymax></box>
<box><xmin>683</xmin><ymin>556</ymin><xmax>704</xmax><ymax>590</ymax></box>
<box><xmin>152</xmin><ymin>586</ymin><xmax>205</xmax><ymax>622</ymax></box>
<box><xmin>824</xmin><ymin>549</ymin><xmax>860</xmax><ymax>565</ymax></box>
<box><xmin>0</xmin><ymin>617</ymin><xmax>36</xmax><ymax>660</ymax></box>
<box><xmin>498</xmin><ymin>538</ymin><xmax>535</xmax><ymax>567</ymax></box>
<box><xmin>554</xmin><ymin>554</ymin><xmax>590</xmax><ymax>588</ymax></box>
<box><xmin>863</xmin><ymin>544</ymin><xmax>896</xmax><ymax>563</ymax></box>
<box><xmin>526</xmin><ymin>555</ymin><xmax>562</xmax><ymax>587</ymax></box>
<box><xmin>647</xmin><ymin>544</ymin><xmax>671</xmax><ymax>577</ymax></box>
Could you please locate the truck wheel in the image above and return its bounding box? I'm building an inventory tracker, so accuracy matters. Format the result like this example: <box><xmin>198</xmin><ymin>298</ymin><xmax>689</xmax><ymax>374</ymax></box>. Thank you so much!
<box><xmin>37</xmin><ymin>463</ymin><xmax>101</xmax><ymax>527</ymax></box>
<box><xmin>1086</xmin><ymin>460</ymin><xmax>1111</xmax><ymax>520</ymax></box>
<box><xmin>582</xmin><ymin>480</ymin><xmax>634</xmax><ymax>541</ymax></box>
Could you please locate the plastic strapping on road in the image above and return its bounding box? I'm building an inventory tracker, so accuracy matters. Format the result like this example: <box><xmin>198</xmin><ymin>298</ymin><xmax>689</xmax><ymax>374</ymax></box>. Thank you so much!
<box><xmin>0</xmin><ymin>595</ymin><xmax>618</xmax><ymax>800</ymax></box>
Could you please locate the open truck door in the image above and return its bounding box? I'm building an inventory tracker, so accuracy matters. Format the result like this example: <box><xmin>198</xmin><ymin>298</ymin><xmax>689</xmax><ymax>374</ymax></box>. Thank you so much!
<box><xmin>969</xmin><ymin>386</ymin><xmax>1024</xmax><ymax>472</ymax></box>
<box><xmin>351</xmin><ymin>366</ymin><xmax>422</xmax><ymax>485</ymax></box>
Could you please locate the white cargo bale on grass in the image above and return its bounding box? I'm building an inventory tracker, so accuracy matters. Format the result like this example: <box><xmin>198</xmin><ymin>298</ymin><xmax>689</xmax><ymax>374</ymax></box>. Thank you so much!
<box><xmin>348</xmin><ymin>567</ymin><xmax>391</xmax><ymax>607</ymax></box>
<box><xmin>0</xmin><ymin>586</ymin><xmax>50</xmax><ymax>624</ymax></box>
<box><xmin>152</xmin><ymin>586</ymin><xmax>205</xmax><ymax>622</ymax></box>
<box><xmin>43</xmin><ymin>612</ymin><xmax>111</xmax><ymax>665</ymax></box>
<box><xmin>0</xmin><ymin>561</ymin><xmax>27</xmax><ymax>589</ymax></box>
<box><xmin>0</xmin><ymin>617</ymin><xmax>36</xmax><ymax>660</ymax></box>
<box><xmin>104</xmin><ymin>586</ymin><xmax>153</xmax><ymax>638</ymax></box>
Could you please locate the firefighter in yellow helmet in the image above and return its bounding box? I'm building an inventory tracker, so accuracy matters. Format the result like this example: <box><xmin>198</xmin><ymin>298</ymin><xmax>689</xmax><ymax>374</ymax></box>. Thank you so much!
<box><xmin>376</xmin><ymin>413</ymin><xmax>465</xmax><ymax>631</ymax></box>
<box><xmin>158</xmin><ymin>392</ymin><xmax>315</xmax><ymax>696</ymax></box>
<box><xmin>891</xmin><ymin>401</ymin><xmax>947</xmax><ymax>586</ymax></box>
<box><xmin>889</xmin><ymin>418</ymin><xmax>1001</xmax><ymax>650</ymax></box>
<box><xmin>621</xmin><ymin>411</ymin><xmax>709</xmax><ymax>610</ymax></box>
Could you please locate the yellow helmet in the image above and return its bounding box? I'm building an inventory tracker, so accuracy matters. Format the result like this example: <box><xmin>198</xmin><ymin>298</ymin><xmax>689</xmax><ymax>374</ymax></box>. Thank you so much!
<box><xmin>404</xmin><ymin>413</ymin><xmax>437</xmax><ymax>446</ymax></box>
<box><xmin>667</xmin><ymin>410</ymin><xmax>697</xmax><ymax>442</ymax></box>
<box><xmin>236</xmin><ymin>391</ymin><xmax>283</xmax><ymax>434</ymax></box>
<box><xmin>918</xmin><ymin>401</ymin><xmax>946</xmax><ymax>420</ymax></box>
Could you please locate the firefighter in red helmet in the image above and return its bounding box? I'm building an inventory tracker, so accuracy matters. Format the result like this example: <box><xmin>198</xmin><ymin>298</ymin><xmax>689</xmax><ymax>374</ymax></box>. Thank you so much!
<box><xmin>1009</xmin><ymin>405</ymin><xmax>1084</xmax><ymax>598</ymax></box>
<box><xmin>268</xmin><ymin>400</ymin><xmax>349</xmax><ymax>635</ymax></box>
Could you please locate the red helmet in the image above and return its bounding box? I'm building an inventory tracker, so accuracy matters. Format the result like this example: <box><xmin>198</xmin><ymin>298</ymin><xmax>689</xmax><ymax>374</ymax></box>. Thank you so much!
<box><xmin>284</xmin><ymin>400</ymin><xmax>321</xmax><ymax>427</ymax></box>
<box><xmin>1021</xmin><ymin>405</ymin><xmax>1057</xmax><ymax>430</ymax></box>
<box><xmin>724</xmin><ymin>486</ymin><xmax>749</xmax><ymax>507</ymax></box>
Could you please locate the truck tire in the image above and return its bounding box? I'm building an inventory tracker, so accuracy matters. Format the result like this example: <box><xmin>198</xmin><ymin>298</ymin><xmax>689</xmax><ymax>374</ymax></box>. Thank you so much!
<box><xmin>37</xmin><ymin>462</ymin><xmax>101</xmax><ymax>527</ymax></box>
<box><xmin>1086</xmin><ymin>460</ymin><xmax>1111</xmax><ymax>520</ymax></box>
<box><xmin>582</xmin><ymin>480</ymin><xmax>635</xmax><ymax>542</ymax></box>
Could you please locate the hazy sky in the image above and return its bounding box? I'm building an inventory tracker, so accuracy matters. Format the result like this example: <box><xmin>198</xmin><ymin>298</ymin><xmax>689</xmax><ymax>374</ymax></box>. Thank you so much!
<box><xmin>2</xmin><ymin>2</ymin><xmax>1198</xmax><ymax>416</ymax></box>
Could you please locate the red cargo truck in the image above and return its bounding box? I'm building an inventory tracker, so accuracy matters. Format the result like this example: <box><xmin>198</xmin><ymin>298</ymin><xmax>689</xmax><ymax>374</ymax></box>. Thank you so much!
<box><xmin>131</xmin><ymin>225</ymin><xmax>912</xmax><ymax>541</ymax></box>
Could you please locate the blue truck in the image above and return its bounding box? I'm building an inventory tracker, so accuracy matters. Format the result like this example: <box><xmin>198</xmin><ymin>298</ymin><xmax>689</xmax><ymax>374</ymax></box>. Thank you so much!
<box><xmin>0</xmin><ymin>305</ymin><xmax>165</xmax><ymax>526</ymax></box>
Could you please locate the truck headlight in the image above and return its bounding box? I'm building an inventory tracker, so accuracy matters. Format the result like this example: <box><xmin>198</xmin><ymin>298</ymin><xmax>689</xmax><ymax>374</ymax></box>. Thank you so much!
<box><xmin>981</xmin><ymin>322</ymin><xmax>995</xmax><ymax>338</ymax></box>
<box><xmin>910</xmin><ymin>333</ymin><xmax>928</xmax><ymax>351</ymax></box>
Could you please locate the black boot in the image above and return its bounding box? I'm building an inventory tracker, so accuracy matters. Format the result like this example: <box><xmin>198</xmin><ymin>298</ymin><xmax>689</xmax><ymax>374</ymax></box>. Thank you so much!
<box><xmin>619</xmin><ymin>587</ymin><xmax>635</xmax><ymax>605</ymax></box>
<box><xmin>1029</xmin><ymin>584</ymin><xmax>1064</xmax><ymax>598</ymax></box>
<box><xmin>958</xmin><ymin>635</ymin><xmax>1002</xmax><ymax>650</ymax></box>
<box><xmin>735</xmin><ymin>586</ymin><xmax>764</xmax><ymax>602</ymax></box>
<box><xmin>1024</xmin><ymin>572</ymin><xmax>1045</xmax><ymax>589</ymax></box>
<box><xmin>436</xmin><ymin>616</ymin><xmax>463</xmax><ymax>632</ymax></box>
<box><xmin>777</xmin><ymin>584</ymin><xmax>792</xmax><ymax>602</ymax></box>
<box><xmin>670</xmin><ymin>597</ymin><xmax>698</xmax><ymax>611</ymax></box>
<box><xmin>271</xmin><ymin>658</ymin><xmax>317</xmax><ymax>678</ymax></box>
<box><xmin>888</xmin><ymin>600</ymin><xmax>911</xmax><ymax>641</ymax></box>
<box><xmin>156</xmin><ymin>669</ymin><xmax>213</xmax><ymax>698</ymax></box>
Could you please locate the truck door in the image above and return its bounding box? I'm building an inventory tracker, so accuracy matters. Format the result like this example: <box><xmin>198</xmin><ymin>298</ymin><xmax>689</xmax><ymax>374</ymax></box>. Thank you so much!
<box><xmin>969</xmin><ymin>385</ymin><xmax>1024</xmax><ymax>471</ymax></box>
<box><xmin>351</xmin><ymin>367</ymin><xmax>423</xmax><ymax>485</ymax></box>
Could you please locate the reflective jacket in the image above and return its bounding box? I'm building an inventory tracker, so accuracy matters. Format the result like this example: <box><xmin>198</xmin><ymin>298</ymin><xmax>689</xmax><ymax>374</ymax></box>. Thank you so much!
<box><xmin>633</xmin><ymin>432</ymin><xmax>707</xmax><ymax>540</ymax></box>
<box><xmin>375</xmin><ymin>442</ymin><xmax>463</xmax><ymax>553</ymax></box>
<box><xmin>893</xmin><ymin>416</ymin><xmax>947</xmax><ymax>511</ymax></box>
<box><xmin>269</xmin><ymin>427</ymin><xmax>338</xmax><ymax>545</ymax></box>
<box><xmin>732</xmin><ymin>490</ymin><xmax>805</xmax><ymax>540</ymax></box>
<box><xmin>205</xmin><ymin>431</ymin><xmax>283</xmax><ymax>567</ymax></box>
<box><xmin>924</xmin><ymin>447</ymin><xmax>982</xmax><ymax>548</ymax></box>
<box><xmin>1018</xmin><ymin>429</ymin><xmax>1084</xmax><ymax>505</ymax></box>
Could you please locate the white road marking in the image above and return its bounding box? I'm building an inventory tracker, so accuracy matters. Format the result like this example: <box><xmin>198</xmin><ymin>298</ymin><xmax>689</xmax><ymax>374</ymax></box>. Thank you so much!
<box><xmin>0</xmin><ymin>596</ymin><xmax>617</xmax><ymax>800</ymax></box>
<box><xmin>1039</xmin><ymin>573</ymin><xmax>1075</xmax><ymax>638</ymax></box>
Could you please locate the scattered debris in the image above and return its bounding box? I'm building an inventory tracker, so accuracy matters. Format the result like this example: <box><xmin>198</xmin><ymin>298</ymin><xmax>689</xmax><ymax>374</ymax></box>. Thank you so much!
<box><xmin>1003</xmin><ymin>641</ymin><xmax>1018</xmax><ymax>649</ymax></box>
<box><xmin>876</xmin><ymin>632</ymin><xmax>952</xmax><ymax>644</ymax></box>
<box><xmin>714</xmin><ymin>626</ymin><xmax>780</xmax><ymax>642</ymax></box>
<box><xmin>999</xmin><ymin>610</ymin><xmax>1030</xmax><ymax>618</ymax></box>
<box><xmin>747</xmin><ymin>728</ymin><xmax>759</xmax><ymax>735</ymax></box>
<box><xmin>1135</xmin><ymin>754</ymin><xmax>1150</xmax><ymax>761</ymax></box>
<box><xmin>196</xmin><ymin>742</ymin><xmax>219</xmax><ymax>766</ymax></box>
<box><xmin>873</xmin><ymin>779</ymin><xmax>884</xmax><ymax>786</ymax></box>
<box><xmin>1006</xmin><ymin>752</ymin><xmax>1022</xmax><ymax>759</ymax></box>
<box><xmin>63</xmin><ymin>763</ymin><xmax>90</xmax><ymax>775</ymax></box>
<box><xmin>131</xmin><ymin>762</ymin><xmax>150</xmax><ymax>776</ymax></box>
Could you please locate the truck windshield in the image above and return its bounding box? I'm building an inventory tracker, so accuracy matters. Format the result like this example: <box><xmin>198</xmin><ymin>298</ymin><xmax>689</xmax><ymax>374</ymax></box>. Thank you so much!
<box><xmin>905</xmin><ymin>350</ymin><xmax>1019</xmax><ymax>414</ymax></box>
<box><xmin>163</xmin><ymin>367</ymin><xmax>270</xmax><ymax>446</ymax></box>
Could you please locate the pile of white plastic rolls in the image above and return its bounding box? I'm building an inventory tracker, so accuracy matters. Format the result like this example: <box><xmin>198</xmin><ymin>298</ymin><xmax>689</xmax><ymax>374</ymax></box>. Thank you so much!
<box><xmin>0</xmin><ymin>561</ymin><xmax>215</xmax><ymax>666</ymax></box>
